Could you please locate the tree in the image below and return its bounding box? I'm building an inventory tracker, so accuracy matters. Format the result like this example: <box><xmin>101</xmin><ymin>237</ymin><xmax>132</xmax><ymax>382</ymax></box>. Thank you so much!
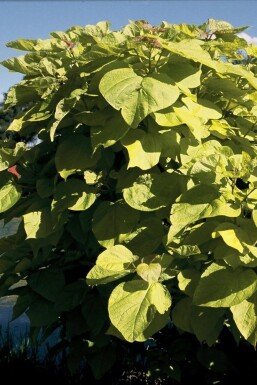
<box><xmin>1</xmin><ymin>18</ymin><xmax>257</xmax><ymax>380</ymax></box>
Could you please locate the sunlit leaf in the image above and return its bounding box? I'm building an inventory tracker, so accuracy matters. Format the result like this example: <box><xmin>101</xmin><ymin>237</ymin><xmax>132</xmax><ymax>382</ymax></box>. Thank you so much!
<box><xmin>100</xmin><ymin>68</ymin><xmax>180</xmax><ymax>127</ymax></box>
<box><xmin>108</xmin><ymin>280</ymin><xmax>171</xmax><ymax>342</ymax></box>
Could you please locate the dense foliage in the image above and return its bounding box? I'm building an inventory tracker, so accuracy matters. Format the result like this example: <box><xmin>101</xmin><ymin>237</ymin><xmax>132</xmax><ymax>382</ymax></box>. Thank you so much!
<box><xmin>1</xmin><ymin>18</ymin><xmax>257</xmax><ymax>380</ymax></box>
<box><xmin>0</xmin><ymin>94</ymin><xmax>20</xmax><ymax>137</ymax></box>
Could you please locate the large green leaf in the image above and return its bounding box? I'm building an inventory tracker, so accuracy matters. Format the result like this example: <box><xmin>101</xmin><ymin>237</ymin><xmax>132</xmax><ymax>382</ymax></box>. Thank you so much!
<box><xmin>91</xmin><ymin>112</ymin><xmax>130</xmax><ymax>151</ymax></box>
<box><xmin>0</xmin><ymin>176</ymin><xmax>21</xmax><ymax>214</ymax></box>
<box><xmin>4</xmin><ymin>82</ymin><xmax>40</xmax><ymax>109</ymax></box>
<box><xmin>152</xmin><ymin>36</ymin><xmax>257</xmax><ymax>89</ymax></box>
<box><xmin>205</xmin><ymin>78</ymin><xmax>247</xmax><ymax>99</ymax></box>
<box><xmin>180</xmin><ymin>139</ymin><xmax>226</xmax><ymax>166</ymax></box>
<box><xmin>1</xmin><ymin>55</ymin><xmax>39</xmax><ymax>75</ymax></box>
<box><xmin>172</xmin><ymin>297</ymin><xmax>193</xmax><ymax>333</ymax></box>
<box><xmin>28</xmin><ymin>268</ymin><xmax>65</xmax><ymax>301</ymax></box>
<box><xmin>121</xmin><ymin>129</ymin><xmax>162</xmax><ymax>170</ymax></box>
<box><xmin>172</xmin><ymin>297</ymin><xmax>225</xmax><ymax>345</ymax></box>
<box><xmin>215</xmin><ymin>60</ymin><xmax>257</xmax><ymax>91</ymax></box>
<box><xmin>0</xmin><ymin>142</ymin><xmax>25</xmax><ymax>171</ymax></box>
<box><xmin>177</xmin><ymin>269</ymin><xmax>201</xmax><ymax>297</ymax></box>
<box><xmin>174</xmin><ymin>104</ymin><xmax>210</xmax><ymax>141</ymax></box>
<box><xmin>136</xmin><ymin>262</ymin><xmax>162</xmax><ymax>283</ymax></box>
<box><xmin>55</xmin><ymin>134</ymin><xmax>98</xmax><ymax>180</ymax></box>
<box><xmin>99</xmin><ymin>68</ymin><xmax>180</xmax><ymax>127</ymax></box>
<box><xmin>173</xmin><ymin>98</ymin><xmax>221</xmax><ymax>141</ymax></box>
<box><xmin>27</xmin><ymin>298</ymin><xmax>59</xmax><ymax>327</ymax></box>
<box><xmin>52</xmin><ymin>179</ymin><xmax>96</xmax><ymax>212</ymax></box>
<box><xmin>155</xmin><ymin>38</ymin><xmax>216</xmax><ymax>69</ymax></box>
<box><xmin>207</xmin><ymin>18</ymin><xmax>248</xmax><ymax>34</ymax></box>
<box><xmin>55</xmin><ymin>280</ymin><xmax>88</xmax><ymax>312</ymax></box>
<box><xmin>123</xmin><ymin>216</ymin><xmax>164</xmax><ymax>256</ymax></box>
<box><xmin>231</xmin><ymin>292</ymin><xmax>257</xmax><ymax>346</ymax></box>
<box><xmin>36</xmin><ymin>178</ymin><xmax>55</xmax><ymax>199</ymax></box>
<box><xmin>86</xmin><ymin>244</ymin><xmax>138</xmax><ymax>285</ymax></box>
<box><xmin>212</xmin><ymin>222</ymin><xmax>255</xmax><ymax>254</ymax></box>
<box><xmin>168</xmin><ymin>184</ymin><xmax>241</xmax><ymax>239</ymax></box>
<box><xmin>50</xmin><ymin>96</ymin><xmax>78</xmax><ymax>141</ymax></box>
<box><xmin>182</xmin><ymin>97</ymin><xmax>222</xmax><ymax>121</ymax></box>
<box><xmin>7</xmin><ymin>103</ymin><xmax>52</xmax><ymax>132</ymax></box>
<box><xmin>123</xmin><ymin>172</ymin><xmax>187</xmax><ymax>212</ymax></box>
<box><xmin>81</xmin><ymin>293</ymin><xmax>107</xmax><ymax>337</ymax></box>
<box><xmin>159</xmin><ymin>130</ymin><xmax>180</xmax><ymax>158</ymax></box>
<box><xmin>193</xmin><ymin>262</ymin><xmax>257</xmax><ymax>307</ymax></box>
<box><xmin>6</xmin><ymin>37</ymin><xmax>66</xmax><ymax>51</ymax></box>
<box><xmin>87</xmin><ymin>345</ymin><xmax>117</xmax><ymax>381</ymax></box>
<box><xmin>187</xmin><ymin>153</ymin><xmax>227</xmax><ymax>184</ymax></box>
<box><xmin>225</xmin><ymin>152</ymin><xmax>253</xmax><ymax>180</ymax></box>
<box><xmin>152</xmin><ymin>106</ymin><xmax>181</xmax><ymax>127</ymax></box>
<box><xmin>12</xmin><ymin>292</ymin><xmax>39</xmax><ymax>320</ymax></box>
<box><xmin>92</xmin><ymin>200</ymin><xmax>140</xmax><ymax>248</ymax></box>
<box><xmin>108</xmin><ymin>280</ymin><xmax>171</xmax><ymax>342</ymax></box>
<box><xmin>162</xmin><ymin>62</ymin><xmax>202</xmax><ymax>89</ymax></box>
<box><xmin>23</xmin><ymin>208</ymin><xmax>53</xmax><ymax>239</ymax></box>
<box><xmin>190</xmin><ymin>305</ymin><xmax>225</xmax><ymax>346</ymax></box>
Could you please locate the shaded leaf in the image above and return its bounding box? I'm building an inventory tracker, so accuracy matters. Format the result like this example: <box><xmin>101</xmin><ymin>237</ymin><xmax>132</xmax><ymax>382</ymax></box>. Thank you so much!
<box><xmin>92</xmin><ymin>200</ymin><xmax>140</xmax><ymax>248</ymax></box>
<box><xmin>123</xmin><ymin>172</ymin><xmax>186</xmax><ymax>212</ymax></box>
<box><xmin>55</xmin><ymin>134</ymin><xmax>98</xmax><ymax>180</ymax></box>
<box><xmin>193</xmin><ymin>262</ymin><xmax>257</xmax><ymax>307</ymax></box>
<box><xmin>231</xmin><ymin>292</ymin><xmax>257</xmax><ymax>346</ymax></box>
<box><xmin>28</xmin><ymin>268</ymin><xmax>65</xmax><ymax>301</ymax></box>
<box><xmin>52</xmin><ymin>179</ymin><xmax>96</xmax><ymax>212</ymax></box>
<box><xmin>169</xmin><ymin>184</ymin><xmax>241</xmax><ymax>239</ymax></box>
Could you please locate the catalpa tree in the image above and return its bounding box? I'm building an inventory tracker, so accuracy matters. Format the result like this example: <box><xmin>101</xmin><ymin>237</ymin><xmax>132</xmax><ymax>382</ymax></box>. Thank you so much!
<box><xmin>1</xmin><ymin>18</ymin><xmax>257</xmax><ymax>377</ymax></box>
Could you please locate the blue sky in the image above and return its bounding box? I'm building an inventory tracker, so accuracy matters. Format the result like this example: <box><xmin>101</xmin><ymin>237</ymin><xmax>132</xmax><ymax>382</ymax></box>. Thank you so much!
<box><xmin>1</xmin><ymin>0</ymin><xmax>257</xmax><ymax>100</ymax></box>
